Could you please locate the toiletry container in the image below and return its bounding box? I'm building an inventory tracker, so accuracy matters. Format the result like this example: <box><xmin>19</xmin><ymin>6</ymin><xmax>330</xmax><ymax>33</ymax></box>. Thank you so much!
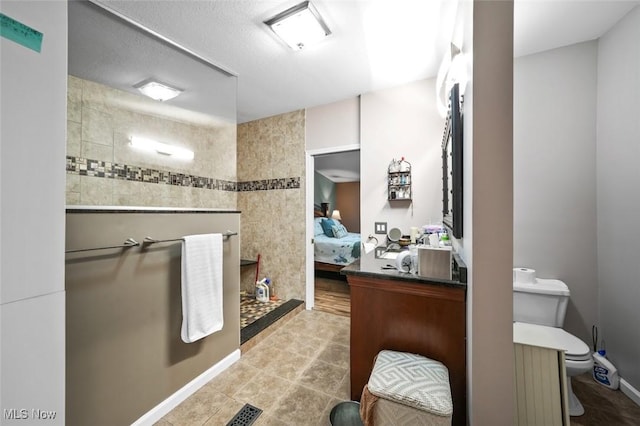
<box><xmin>417</xmin><ymin>246</ymin><xmax>452</xmax><ymax>279</ymax></box>
<box><xmin>256</xmin><ymin>278</ymin><xmax>270</xmax><ymax>302</ymax></box>
<box><xmin>592</xmin><ymin>350</ymin><xmax>619</xmax><ymax>389</ymax></box>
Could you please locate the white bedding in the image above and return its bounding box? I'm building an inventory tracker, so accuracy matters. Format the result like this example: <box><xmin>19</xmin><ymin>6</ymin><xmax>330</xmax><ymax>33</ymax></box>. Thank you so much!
<box><xmin>314</xmin><ymin>232</ymin><xmax>361</xmax><ymax>266</ymax></box>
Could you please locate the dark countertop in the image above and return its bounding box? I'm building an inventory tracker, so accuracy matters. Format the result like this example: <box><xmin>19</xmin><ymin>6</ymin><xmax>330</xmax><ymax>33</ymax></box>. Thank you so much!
<box><xmin>341</xmin><ymin>246</ymin><xmax>467</xmax><ymax>290</ymax></box>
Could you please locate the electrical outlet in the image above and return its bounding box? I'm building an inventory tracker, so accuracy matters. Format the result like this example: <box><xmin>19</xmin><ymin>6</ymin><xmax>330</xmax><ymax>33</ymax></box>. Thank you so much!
<box><xmin>375</xmin><ymin>222</ymin><xmax>387</xmax><ymax>234</ymax></box>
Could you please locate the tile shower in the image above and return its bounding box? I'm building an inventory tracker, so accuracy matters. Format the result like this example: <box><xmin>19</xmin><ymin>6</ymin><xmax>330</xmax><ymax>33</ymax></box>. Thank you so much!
<box><xmin>237</xmin><ymin>111</ymin><xmax>307</xmax><ymax>302</ymax></box>
<box><xmin>65</xmin><ymin>76</ymin><xmax>237</xmax><ymax>208</ymax></box>
<box><xmin>66</xmin><ymin>75</ymin><xmax>308</xmax><ymax>327</ymax></box>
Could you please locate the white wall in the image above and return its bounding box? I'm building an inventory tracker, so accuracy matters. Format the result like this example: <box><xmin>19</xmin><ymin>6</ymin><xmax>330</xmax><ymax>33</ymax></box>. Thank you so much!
<box><xmin>0</xmin><ymin>2</ymin><xmax>67</xmax><ymax>423</ymax></box>
<box><xmin>514</xmin><ymin>41</ymin><xmax>599</xmax><ymax>344</ymax></box>
<box><xmin>360</xmin><ymin>78</ymin><xmax>444</xmax><ymax>237</ymax></box>
<box><xmin>307</xmin><ymin>79</ymin><xmax>443</xmax><ymax>238</ymax></box>
<box><xmin>596</xmin><ymin>5</ymin><xmax>640</xmax><ymax>391</ymax></box>
<box><xmin>306</xmin><ymin>97</ymin><xmax>360</xmax><ymax>151</ymax></box>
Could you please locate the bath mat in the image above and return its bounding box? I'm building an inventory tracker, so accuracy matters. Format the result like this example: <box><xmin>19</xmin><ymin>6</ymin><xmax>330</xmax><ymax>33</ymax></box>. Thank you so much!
<box><xmin>226</xmin><ymin>403</ymin><xmax>262</xmax><ymax>426</ymax></box>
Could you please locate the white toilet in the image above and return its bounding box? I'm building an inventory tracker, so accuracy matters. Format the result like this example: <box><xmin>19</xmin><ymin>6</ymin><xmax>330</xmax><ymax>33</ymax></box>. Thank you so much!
<box><xmin>513</xmin><ymin>277</ymin><xmax>593</xmax><ymax>416</ymax></box>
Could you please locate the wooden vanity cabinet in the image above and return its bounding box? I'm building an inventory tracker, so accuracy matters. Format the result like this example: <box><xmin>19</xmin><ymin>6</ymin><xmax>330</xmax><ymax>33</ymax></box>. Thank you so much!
<box><xmin>347</xmin><ymin>274</ymin><xmax>467</xmax><ymax>425</ymax></box>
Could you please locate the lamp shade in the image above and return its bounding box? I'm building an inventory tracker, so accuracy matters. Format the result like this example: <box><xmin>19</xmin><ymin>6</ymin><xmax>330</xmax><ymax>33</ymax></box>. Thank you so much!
<box><xmin>331</xmin><ymin>209</ymin><xmax>342</xmax><ymax>221</ymax></box>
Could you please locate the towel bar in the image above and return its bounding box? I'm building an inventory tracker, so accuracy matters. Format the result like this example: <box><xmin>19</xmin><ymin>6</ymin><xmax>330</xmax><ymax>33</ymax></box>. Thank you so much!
<box><xmin>65</xmin><ymin>238</ymin><xmax>140</xmax><ymax>254</ymax></box>
<box><xmin>143</xmin><ymin>231</ymin><xmax>238</xmax><ymax>246</ymax></box>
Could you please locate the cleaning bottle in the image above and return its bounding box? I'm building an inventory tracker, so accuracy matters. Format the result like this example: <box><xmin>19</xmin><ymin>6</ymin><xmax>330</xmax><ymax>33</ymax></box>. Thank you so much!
<box><xmin>592</xmin><ymin>350</ymin><xmax>619</xmax><ymax>390</ymax></box>
<box><xmin>255</xmin><ymin>278</ymin><xmax>270</xmax><ymax>302</ymax></box>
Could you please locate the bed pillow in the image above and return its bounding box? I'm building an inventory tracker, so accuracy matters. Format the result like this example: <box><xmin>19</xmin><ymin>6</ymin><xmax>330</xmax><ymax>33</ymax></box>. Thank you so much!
<box><xmin>320</xmin><ymin>218</ymin><xmax>336</xmax><ymax>237</ymax></box>
<box><xmin>331</xmin><ymin>223</ymin><xmax>349</xmax><ymax>239</ymax></box>
<box><xmin>314</xmin><ymin>218</ymin><xmax>325</xmax><ymax>236</ymax></box>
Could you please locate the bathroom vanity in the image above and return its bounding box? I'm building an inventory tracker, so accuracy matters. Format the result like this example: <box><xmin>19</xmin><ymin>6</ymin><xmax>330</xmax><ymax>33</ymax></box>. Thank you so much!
<box><xmin>341</xmin><ymin>250</ymin><xmax>467</xmax><ymax>425</ymax></box>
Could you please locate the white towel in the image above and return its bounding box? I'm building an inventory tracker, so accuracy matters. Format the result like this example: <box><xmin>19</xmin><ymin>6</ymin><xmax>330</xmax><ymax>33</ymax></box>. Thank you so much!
<box><xmin>181</xmin><ymin>233</ymin><xmax>223</xmax><ymax>343</ymax></box>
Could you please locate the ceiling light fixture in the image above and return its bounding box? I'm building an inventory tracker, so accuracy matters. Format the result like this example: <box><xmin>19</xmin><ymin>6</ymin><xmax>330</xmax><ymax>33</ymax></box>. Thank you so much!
<box><xmin>134</xmin><ymin>79</ymin><xmax>183</xmax><ymax>101</ymax></box>
<box><xmin>265</xmin><ymin>1</ymin><xmax>331</xmax><ymax>50</ymax></box>
<box><xmin>130</xmin><ymin>136</ymin><xmax>194</xmax><ymax>160</ymax></box>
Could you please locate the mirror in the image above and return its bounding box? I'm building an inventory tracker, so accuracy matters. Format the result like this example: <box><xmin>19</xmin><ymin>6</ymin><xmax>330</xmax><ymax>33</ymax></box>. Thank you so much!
<box><xmin>68</xmin><ymin>1</ymin><xmax>236</xmax><ymax>123</ymax></box>
<box><xmin>66</xmin><ymin>1</ymin><xmax>238</xmax><ymax>208</ymax></box>
<box><xmin>442</xmin><ymin>83</ymin><xmax>463</xmax><ymax>238</ymax></box>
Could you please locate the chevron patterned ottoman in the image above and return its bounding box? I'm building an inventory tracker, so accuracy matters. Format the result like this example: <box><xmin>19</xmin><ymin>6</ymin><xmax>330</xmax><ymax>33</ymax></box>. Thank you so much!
<box><xmin>360</xmin><ymin>350</ymin><xmax>453</xmax><ymax>426</ymax></box>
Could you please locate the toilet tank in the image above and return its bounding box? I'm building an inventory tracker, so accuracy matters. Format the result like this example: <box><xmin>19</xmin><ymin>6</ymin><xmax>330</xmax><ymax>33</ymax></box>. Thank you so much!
<box><xmin>513</xmin><ymin>278</ymin><xmax>570</xmax><ymax>327</ymax></box>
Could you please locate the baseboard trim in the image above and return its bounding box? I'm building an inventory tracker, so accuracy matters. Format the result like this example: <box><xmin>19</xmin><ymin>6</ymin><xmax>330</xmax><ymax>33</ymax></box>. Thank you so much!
<box><xmin>621</xmin><ymin>378</ymin><xmax>640</xmax><ymax>407</ymax></box>
<box><xmin>131</xmin><ymin>349</ymin><xmax>241</xmax><ymax>425</ymax></box>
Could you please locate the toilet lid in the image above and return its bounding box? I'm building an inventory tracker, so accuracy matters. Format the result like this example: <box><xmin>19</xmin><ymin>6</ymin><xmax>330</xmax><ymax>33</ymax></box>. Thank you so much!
<box><xmin>514</xmin><ymin>322</ymin><xmax>591</xmax><ymax>359</ymax></box>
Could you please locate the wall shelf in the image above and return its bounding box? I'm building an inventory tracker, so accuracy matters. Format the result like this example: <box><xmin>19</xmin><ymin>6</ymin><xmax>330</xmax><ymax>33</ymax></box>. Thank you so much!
<box><xmin>388</xmin><ymin>158</ymin><xmax>412</xmax><ymax>201</ymax></box>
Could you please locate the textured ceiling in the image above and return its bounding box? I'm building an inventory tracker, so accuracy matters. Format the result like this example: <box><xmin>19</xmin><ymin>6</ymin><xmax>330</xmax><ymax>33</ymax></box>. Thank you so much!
<box><xmin>72</xmin><ymin>0</ymin><xmax>638</xmax><ymax>181</ymax></box>
<box><xmin>82</xmin><ymin>0</ymin><xmax>639</xmax><ymax>125</ymax></box>
<box><xmin>91</xmin><ymin>0</ymin><xmax>456</xmax><ymax>123</ymax></box>
<box><xmin>68</xmin><ymin>1</ymin><xmax>237</xmax><ymax>125</ymax></box>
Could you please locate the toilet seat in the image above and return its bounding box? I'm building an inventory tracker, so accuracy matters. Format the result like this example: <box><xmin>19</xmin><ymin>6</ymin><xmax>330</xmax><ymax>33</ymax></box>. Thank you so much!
<box><xmin>513</xmin><ymin>322</ymin><xmax>591</xmax><ymax>360</ymax></box>
<box><xmin>566</xmin><ymin>352</ymin><xmax>592</xmax><ymax>362</ymax></box>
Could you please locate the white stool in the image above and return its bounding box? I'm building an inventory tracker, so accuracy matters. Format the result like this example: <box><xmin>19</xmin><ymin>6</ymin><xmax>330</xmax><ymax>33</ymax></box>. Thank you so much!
<box><xmin>360</xmin><ymin>350</ymin><xmax>453</xmax><ymax>425</ymax></box>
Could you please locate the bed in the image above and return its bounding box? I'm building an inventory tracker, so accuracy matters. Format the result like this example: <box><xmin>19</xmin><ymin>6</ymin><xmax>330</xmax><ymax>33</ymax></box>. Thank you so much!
<box><xmin>313</xmin><ymin>211</ymin><xmax>361</xmax><ymax>272</ymax></box>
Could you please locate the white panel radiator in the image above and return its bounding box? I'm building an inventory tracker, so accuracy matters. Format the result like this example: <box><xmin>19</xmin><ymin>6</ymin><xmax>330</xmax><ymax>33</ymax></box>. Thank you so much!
<box><xmin>514</xmin><ymin>343</ymin><xmax>570</xmax><ymax>425</ymax></box>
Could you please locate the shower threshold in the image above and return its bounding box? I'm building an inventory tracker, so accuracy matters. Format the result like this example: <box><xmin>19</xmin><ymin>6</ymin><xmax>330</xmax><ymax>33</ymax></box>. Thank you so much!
<box><xmin>240</xmin><ymin>297</ymin><xmax>304</xmax><ymax>345</ymax></box>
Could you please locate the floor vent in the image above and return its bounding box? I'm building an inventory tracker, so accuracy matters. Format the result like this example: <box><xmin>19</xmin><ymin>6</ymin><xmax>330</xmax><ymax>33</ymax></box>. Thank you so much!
<box><xmin>226</xmin><ymin>403</ymin><xmax>262</xmax><ymax>426</ymax></box>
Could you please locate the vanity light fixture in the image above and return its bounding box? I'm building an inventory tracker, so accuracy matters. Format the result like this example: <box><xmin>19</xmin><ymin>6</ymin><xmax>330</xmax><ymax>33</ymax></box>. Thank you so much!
<box><xmin>134</xmin><ymin>79</ymin><xmax>183</xmax><ymax>101</ymax></box>
<box><xmin>448</xmin><ymin>44</ymin><xmax>468</xmax><ymax>93</ymax></box>
<box><xmin>436</xmin><ymin>43</ymin><xmax>468</xmax><ymax>117</ymax></box>
<box><xmin>265</xmin><ymin>1</ymin><xmax>331</xmax><ymax>50</ymax></box>
<box><xmin>130</xmin><ymin>136</ymin><xmax>194</xmax><ymax>160</ymax></box>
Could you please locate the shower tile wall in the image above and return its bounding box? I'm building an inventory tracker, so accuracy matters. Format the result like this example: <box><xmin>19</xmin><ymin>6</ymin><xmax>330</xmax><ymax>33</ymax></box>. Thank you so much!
<box><xmin>237</xmin><ymin>111</ymin><xmax>306</xmax><ymax>301</ymax></box>
<box><xmin>66</xmin><ymin>76</ymin><xmax>237</xmax><ymax>208</ymax></box>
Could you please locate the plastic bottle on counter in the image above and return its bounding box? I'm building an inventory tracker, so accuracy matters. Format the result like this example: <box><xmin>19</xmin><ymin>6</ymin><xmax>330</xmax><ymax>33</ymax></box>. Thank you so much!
<box><xmin>439</xmin><ymin>230</ymin><xmax>451</xmax><ymax>246</ymax></box>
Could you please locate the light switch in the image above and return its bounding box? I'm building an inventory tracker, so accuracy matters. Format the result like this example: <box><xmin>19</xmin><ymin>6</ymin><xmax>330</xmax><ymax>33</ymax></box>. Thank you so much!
<box><xmin>375</xmin><ymin>222</ymin><xmax>387</xmax><ymax>234</ymax></box>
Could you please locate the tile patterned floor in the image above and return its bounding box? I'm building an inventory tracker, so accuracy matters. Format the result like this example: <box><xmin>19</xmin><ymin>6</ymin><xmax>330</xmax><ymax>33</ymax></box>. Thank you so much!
<box><xmin>156</xmin><ymin>309</ymin><xmax>350</xmax><ymax>426</ymax></box>
<box><xmin>240</xmin><ymin>295</ymin><xmax>286</xmax><ymax>329</ymax></box>
<box><xmin>157</xmin><ymin>302</ymin><xmax>640</xmax><ymax>425</ymax></box>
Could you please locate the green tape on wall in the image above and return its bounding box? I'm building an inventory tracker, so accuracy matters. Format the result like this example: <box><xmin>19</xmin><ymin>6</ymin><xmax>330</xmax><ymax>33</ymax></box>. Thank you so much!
<box><xmin>1</xmin><ymin>13</ymin><xmax>43</xmax><ymax>53</ymax></box>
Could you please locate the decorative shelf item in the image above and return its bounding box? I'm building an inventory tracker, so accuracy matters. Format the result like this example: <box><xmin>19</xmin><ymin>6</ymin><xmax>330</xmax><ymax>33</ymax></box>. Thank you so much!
<box><xmin>388</xmin><ymin>157</ymin><xmax>412</xmax><ymax>201</ymax></box>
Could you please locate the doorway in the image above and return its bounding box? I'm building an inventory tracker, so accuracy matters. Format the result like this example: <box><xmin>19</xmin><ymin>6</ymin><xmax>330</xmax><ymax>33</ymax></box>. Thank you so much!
<box><xmin>304</xmin><ymin>147</ymin><xmax>360</xmax><ymax>314</ymax></box>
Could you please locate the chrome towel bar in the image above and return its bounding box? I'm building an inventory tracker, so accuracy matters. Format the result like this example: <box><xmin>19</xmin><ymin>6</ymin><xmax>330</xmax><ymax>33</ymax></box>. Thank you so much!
<box><xmin>143</xmin><ymin>231</ymin><xmax>238</xmax><ymax>246</ymax></box>
<box><xmin>65</xmin><ymin>238</ymin><xmax>140</xmax><ymax>254</ymax></box>
<box><xmin>66</xmin><ymin>232</ymin><xmax>237</xmax><ymax>253</ymax></box>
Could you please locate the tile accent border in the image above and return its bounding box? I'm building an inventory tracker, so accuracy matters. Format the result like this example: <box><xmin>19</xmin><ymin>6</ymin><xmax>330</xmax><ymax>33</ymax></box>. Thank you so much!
<box><xmin>237</xmin><ymin>178</ymin><xmax>300</xmax><ymax>191</ymax></box>
<box><xmin>66</xmin><ymin>156</ymin><xmax>300</xmax><ymax>192</ymax></box>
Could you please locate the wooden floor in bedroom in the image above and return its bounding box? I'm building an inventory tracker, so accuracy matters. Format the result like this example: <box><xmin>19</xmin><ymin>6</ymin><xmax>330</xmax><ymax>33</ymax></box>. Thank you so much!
<box><xmin>314</xmin><ymin>274</ymin><xmax>350</xmax><ymax>317</ymax></box>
